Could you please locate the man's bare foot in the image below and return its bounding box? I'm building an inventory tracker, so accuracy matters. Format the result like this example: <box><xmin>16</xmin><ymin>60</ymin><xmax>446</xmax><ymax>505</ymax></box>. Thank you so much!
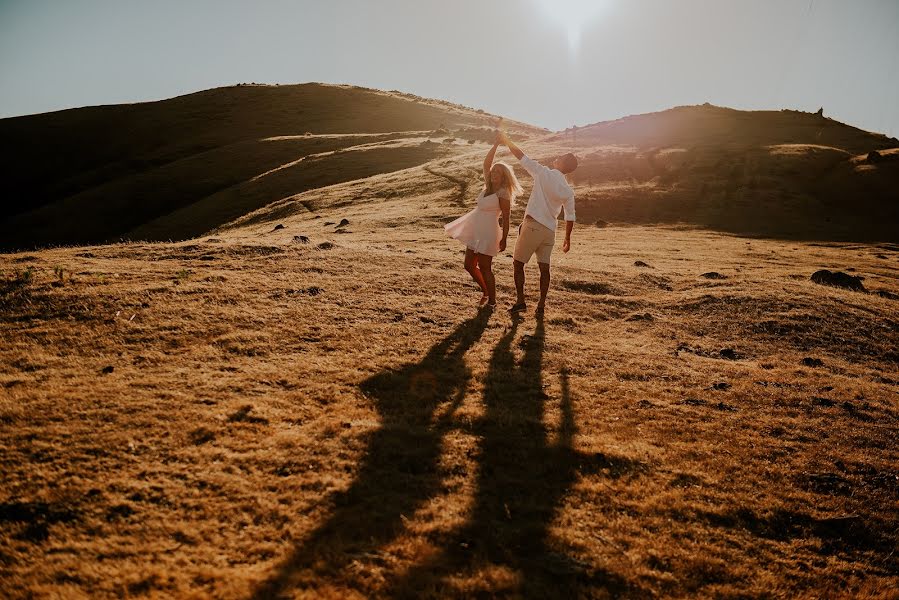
<box><xmin>535</xmin><ymin>303</ymin><xmax>545</xmax><ymax>317</ymax></box>
<box><xmin>479</xmin><ymin>295</ymin><xmax>489</xmax><ymax>306</ymax></box>
<box><xmin>509</xmin><ymin>302</ymin><xmax>527</xmax><ymax>313</ymax></box>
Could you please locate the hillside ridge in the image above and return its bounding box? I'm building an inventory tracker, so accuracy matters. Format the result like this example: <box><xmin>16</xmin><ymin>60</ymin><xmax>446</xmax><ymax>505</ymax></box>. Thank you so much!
<box><xmin>1</xmin><ymin>86</ymin><xmax>898</xmax><ymax>250</ymax></box>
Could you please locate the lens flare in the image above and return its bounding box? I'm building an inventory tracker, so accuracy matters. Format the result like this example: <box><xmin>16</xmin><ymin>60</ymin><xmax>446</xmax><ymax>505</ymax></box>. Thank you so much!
<box><xmin>534</xmin><ymin>0</ymin><xmax>609</xmax><ymax>53</ymax></box>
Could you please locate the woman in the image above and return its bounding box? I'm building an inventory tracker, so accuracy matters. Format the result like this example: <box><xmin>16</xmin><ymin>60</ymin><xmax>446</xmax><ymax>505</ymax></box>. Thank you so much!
<box><xmin>445</xmin><ymin>134</ymin><xmax>522</xmax><ymax>307</ymax></box>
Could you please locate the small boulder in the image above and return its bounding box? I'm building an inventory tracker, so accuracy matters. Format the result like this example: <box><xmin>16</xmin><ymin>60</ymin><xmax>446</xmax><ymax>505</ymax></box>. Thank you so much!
<box><xmin>866</xmin><ymin>151</ymin><xmax>882</xmax><ymax>164</ymax></box>
<box><xmin>594</xmin><ymin>220</ymin><xmax>608</xmax><ymax>228</ymax></box>
<box><xmin>634</xmin><ymin>260</ymin><xmax>652</xmax><ymax>268</ymax></box>
<box><xmin>272</xmin><ymin>224</ymin><xmax>285</xmax><ymax>231</ymax></box>
<box><xmin>719</xmin><ymin>348</ymin><xmax>739</xmax><ymax>360</ymax></box>
<box><xmin>815</xmin><ymin>107</ymin><xmax>824</xmax><ymax>117</ymax></box>
<box><xmin>802</xmin><ymin>357</ymin><xmax>824</xmax><ymax>368</ymax></box>
<box><xmin>810</xmin><ymin>270</ymin><xmax>865</xmax><ymax>291</ymax></box>
<box><xmin>337</xmin><ymin>218</ymin><xmax>350</xmax><ymax>228</ymax></box>
<box><xmin>101</xmin><ymin>365</ymin><xmax>114</xmax><ymax>374</ymax></box>
<box><xmin>701</xmin><ymin>272</ymin><xmax>727</xmax><ymax>280</ymax></box>
<box><xmin>317</xmin><ymin>242</ymin><xmax>335</xmax><ymax>250</ymax></box>
<box><xmin>293</xmin><ymin>235</ymin><xmax>310</xmax><ymax>244</ymax></box>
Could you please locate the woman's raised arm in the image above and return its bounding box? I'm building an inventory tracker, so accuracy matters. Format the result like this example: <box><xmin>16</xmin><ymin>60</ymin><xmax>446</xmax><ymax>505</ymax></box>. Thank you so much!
<box><xmin>483</xmin><ymin>133</ymin><xmax>501</xmax><ymax>182</ymax></box>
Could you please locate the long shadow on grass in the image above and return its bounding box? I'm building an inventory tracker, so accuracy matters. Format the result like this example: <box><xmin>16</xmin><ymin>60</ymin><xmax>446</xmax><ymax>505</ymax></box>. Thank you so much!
<box><xmin>251</xmin><ymin>311</ymin><xmax>490</xmax><ymax>599</ymax></box>
<box><xmin>387</xmin><ymin>317</ymin><xmax>631</xmax><ymax>598</ymax></box>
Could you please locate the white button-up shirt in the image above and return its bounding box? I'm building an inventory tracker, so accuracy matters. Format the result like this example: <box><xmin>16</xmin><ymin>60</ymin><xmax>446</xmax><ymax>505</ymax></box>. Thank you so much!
<box><xmin>520</xmin><ymin>155</ymin><xmax>576</xmax><ymax>232</ymax></box>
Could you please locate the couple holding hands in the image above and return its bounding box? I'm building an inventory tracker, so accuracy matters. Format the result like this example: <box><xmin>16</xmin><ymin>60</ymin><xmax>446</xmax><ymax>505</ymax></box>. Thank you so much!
<box><xmin>445</xmin><ymin>129</ymin><xmax>578</xmax><ymax>316</ymax></box>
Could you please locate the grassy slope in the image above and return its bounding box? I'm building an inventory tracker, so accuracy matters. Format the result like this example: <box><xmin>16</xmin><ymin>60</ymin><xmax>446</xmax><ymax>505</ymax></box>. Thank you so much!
<box><xmin>1</xmin><ymin>152</ymin><xmax>897</xmax><ymax>598</ymax></box>
<box><xmin>0</xmin><ymin>84</ymin><xmax>540</xmax><ymax>249</ymax></box>
<box><xmin>558</xmin><ymin>105</ymin><xmax>899</xmax><ymax>241</ymax></box>
<box><xmin>4</xmin><ymin>90</ymin><xmax>899</xmax><ymax>252</ymax></box>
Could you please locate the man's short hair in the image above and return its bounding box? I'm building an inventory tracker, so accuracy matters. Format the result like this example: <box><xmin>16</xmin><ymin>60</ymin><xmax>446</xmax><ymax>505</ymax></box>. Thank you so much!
<box><xmin>561</xmin><ymin>152</ymin><xmax>578</xmax><ymax>173</ymax></box>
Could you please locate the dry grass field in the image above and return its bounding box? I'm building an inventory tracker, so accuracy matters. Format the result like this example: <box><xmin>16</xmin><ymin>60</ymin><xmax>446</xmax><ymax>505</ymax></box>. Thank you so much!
<box><xmin>2</xmin><ymin>138</ymin><xmax>898</xmax><ymax>598</ymax></box>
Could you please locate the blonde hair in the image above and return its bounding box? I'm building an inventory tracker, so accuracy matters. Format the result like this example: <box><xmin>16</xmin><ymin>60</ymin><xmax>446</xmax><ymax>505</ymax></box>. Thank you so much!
<box><xmin>485</xmin><ymin>161</ymin><xmax>523</xmax><ymax>203</ymax></box>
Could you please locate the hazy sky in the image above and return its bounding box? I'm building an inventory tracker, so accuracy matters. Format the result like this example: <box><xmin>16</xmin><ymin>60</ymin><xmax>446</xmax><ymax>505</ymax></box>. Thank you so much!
<box><xmin>1</xmin><ymin>0</ymin><xmax>897</xmax><ymax>135</ymax></box>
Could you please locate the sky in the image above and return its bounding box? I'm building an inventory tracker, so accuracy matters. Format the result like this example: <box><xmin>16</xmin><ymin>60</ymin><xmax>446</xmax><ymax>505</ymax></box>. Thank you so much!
<box><xmin>1</xmin><ymin>0</ymin><xmax>898</xmax><ymax>135</ymax></box>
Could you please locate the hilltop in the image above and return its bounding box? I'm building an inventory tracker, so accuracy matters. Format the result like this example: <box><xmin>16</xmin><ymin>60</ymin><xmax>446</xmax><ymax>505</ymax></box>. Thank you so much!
<box><xmin>559</xmin><ymin>104</ymin><xmax>899</xmax><ymax>241</ymax></box>
<box><xmin>0</xmin><ymin>83</ymin><xmax>541</xmax><ymax>250</ymax></box>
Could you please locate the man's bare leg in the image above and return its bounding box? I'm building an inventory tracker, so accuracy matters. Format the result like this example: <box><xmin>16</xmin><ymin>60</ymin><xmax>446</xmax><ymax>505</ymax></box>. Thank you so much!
<box><xmin>511</xmin><ymin>259</ymin><xmax>527</xmax><ymax>311</ymax></box>
<box><xmin>536</xmin><ymin>261</ymin><xmax>550</xmax><ymax>314</ymax></box>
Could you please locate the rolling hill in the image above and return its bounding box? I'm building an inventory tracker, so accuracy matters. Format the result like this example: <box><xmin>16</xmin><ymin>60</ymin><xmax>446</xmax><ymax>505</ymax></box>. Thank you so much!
<box><xmin>0</xmin><ymin>83</ymin><xmax>542</xmax><ymax>249</ymax></box>
<box><xmin>560</xmin><ymin>105</ymin><xmax>899</xmax><ymax>241</ymax></box>
<box><xmin>1</xmin><ymin>87</ymin><xmax>897</xmax><ymax>251</ymax></box>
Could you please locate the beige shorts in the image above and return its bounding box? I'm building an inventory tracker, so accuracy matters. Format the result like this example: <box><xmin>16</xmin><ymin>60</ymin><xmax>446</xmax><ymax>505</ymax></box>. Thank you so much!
<box><xmin>513</xmin><ymin>218</ymin><xmax>555</xmax><ymax>264</ymax></box>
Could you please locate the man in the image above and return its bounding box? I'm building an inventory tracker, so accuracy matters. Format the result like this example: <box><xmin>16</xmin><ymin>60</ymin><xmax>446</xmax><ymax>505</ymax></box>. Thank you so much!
<box><xmin>499</xmin><ymin>131</ymin><xmax>578</xmax><ymax>316</ymax></box>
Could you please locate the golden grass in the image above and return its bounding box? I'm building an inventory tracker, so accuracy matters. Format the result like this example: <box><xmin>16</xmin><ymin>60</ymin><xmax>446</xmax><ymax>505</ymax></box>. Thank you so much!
<box><xmin>2</xmin><ymin>153</ymin><xmax>897</xmax><ymax>598</ymax></box>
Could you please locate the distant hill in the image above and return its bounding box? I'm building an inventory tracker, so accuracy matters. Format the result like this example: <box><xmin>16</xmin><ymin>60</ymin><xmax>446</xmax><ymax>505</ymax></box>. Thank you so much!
<box><xmin>0</xmin><ymin>83</ymin><xmax>542</xmax><ymax>250</ymax></box>
<box><xmin>555</xmin><ymin>105</ymin><xmax>899</xmax><ymax>241</ymax></box>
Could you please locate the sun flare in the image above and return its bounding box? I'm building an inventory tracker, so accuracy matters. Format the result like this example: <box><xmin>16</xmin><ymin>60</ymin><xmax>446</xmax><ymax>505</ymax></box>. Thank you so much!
<box><xmin>534</xmin><ymin>0</ymin><xmax>609</xmax><ymax>53</ymax></box>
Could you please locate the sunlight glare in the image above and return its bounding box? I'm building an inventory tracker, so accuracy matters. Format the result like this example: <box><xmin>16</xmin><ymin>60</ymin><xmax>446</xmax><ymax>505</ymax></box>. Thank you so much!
<box><xmin>534</xmin><ymin>0</ymin><xmax>609</xmax><ymax>54</ymax></box>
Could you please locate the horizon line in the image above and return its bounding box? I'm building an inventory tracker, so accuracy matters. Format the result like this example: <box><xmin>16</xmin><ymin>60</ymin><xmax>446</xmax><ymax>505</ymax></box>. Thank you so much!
<box><xmin>0</xmin><ymin>80</ymin><xmax>894</xmax><ymax>139</ymax></box>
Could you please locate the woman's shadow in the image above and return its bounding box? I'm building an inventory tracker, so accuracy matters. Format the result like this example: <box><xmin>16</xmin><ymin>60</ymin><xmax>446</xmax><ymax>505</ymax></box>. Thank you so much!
<box><xmin>252</xmin><ymin>311</ymin><xmax>491</xmax><ymax>599</ymax></box>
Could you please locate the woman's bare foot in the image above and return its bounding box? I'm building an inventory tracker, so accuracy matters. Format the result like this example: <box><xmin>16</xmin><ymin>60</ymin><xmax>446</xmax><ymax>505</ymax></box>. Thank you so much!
<box><xmin>479</xmin><ymin>294</ymin><xmax>490</xmax><ymax>306</ymax></box>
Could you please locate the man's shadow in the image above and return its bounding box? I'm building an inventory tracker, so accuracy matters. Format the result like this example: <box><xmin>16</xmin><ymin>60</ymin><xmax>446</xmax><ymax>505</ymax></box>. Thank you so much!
<box><xmin>387</xmin><ymin>316</ymin><xmax>630</xmax><ymax>597</ymax></box>
<box><xmin>252</xmin><ymin>311</ymin><xmax>490</xmax><ymax>599</ymax></box>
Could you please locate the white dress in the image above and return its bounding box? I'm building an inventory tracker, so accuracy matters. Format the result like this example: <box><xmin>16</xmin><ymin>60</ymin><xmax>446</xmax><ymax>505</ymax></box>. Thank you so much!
<box><xmin>444</xmin><ymin>189</ymin><xmax>507</xmax><ymax>256</ymax></box>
